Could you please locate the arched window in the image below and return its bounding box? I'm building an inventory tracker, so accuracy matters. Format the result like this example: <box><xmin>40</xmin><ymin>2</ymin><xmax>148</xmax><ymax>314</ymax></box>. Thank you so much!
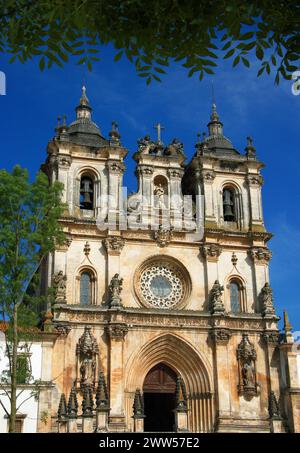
<box><xmin>80</xmin><ymin>175</ymin><xmax>94</xmax><ymax>210</ymax></box>
<box><xmin>80</xmin><ymin>271</ymin><xmax>92</xmax><ymax>305</ymax></box>
<box><xmin>223</xmin><ymin>188</ymin><xmax>236</xmax><ymax>222</ymax></box>
<box><xmin>230</xmin><ymin>280</ymin><xmax>241</xmax><ymax>313</ymax></box>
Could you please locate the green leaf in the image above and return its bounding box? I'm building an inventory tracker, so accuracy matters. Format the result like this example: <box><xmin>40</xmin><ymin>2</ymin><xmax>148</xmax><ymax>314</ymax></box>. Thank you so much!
<box><xmin>39</xmin><ymin>57</ymin><xmax>45</xmax><ymax>71</ymax></box>
<box><xmin>114</xmin><ymin>51</ymin><xmax>123</xmax><ymax>61</ymax></box>
<box><xmin>242</xmin><ymin>57</ymin><xmax>250</xmax><ymax>67</ymax></box>
<box><xmin>224</xmin><ymin>49</ymin><xmax>235</xmax><ymax>59</ymax></box>
<box><xmin>222</xmin><ymin>41</ymin><xmax>231</xmax><ymax>51</ymax></box>
<box><xmin>232</xmin><ymin>55</ymin><xmax>240</xmax><ymax>67</ymax></box>
<box><xmin>257</xmin><ymin>66</ymin><xmax>265</xmax><ymax>77</ymax></box>
<box><xmin>203</xmin><ymin>67</ymin><xmax>215</xmax><ymax>74</ymax></box>
<box><xmin>154</xmin><ymin>67</ymin><xmax>166</xmax><ymax>74</ymax></box>
<box><xmin>256</xmin><ymin>46</ymin><xmax>264</xmax><ymax>60</ymax></box>
<box><xmin>239</xmin><ymin>32</ymin><xmax>254</xmax><ymax>40</ymax></box>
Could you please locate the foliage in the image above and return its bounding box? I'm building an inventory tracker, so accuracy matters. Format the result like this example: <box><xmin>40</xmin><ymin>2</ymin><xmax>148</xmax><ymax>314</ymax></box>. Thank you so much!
<box><xmin>0</xmin><ymin>1</ymin><xmax>299</xmax><ymax>84</ymax></box>
<box><xmin>0</xmin><ymin>165</ymin><xmax>65</xmax><ymax>315</ymax></box>
<box><xmin>0</xmin><ymin>165</ymin><xmax>65</xmax><ymax>431</ymax></box>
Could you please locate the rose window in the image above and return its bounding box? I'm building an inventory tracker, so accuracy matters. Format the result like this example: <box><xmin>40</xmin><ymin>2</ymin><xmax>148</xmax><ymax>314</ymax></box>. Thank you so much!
<box><xmin>138</xmin><ymin>261</ymin><xmax>186</xmax><ymax>309</ymax></box>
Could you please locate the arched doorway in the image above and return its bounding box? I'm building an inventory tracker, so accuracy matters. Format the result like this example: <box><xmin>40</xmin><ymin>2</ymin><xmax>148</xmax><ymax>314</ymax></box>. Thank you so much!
<box><xmin>125</xmin><ymin>334</ymin><xmax>214</xmax><ymax>432</ymax></box>
<box><xmin>143</xmin><ymin>363</ymin><xmax>177</xmax><ymax>432</ymax></box>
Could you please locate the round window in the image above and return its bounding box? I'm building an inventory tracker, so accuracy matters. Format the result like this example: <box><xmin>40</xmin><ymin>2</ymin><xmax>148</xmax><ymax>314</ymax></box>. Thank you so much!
<box><xmin>135</xmin><ymin>258</ymin><xmax>190</xmax><ymax>309</ymax></box>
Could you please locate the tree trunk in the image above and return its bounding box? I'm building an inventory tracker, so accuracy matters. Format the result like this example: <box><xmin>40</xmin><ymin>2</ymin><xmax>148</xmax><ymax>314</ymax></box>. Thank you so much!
<box><xmin>8</xmin><ymin>304</ymin><xmax>18</xmax><ymax>433</ymax></box>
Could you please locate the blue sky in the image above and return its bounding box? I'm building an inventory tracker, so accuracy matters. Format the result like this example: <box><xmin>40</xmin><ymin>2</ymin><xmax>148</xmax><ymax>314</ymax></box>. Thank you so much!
<box><xmin>0</xmin><ymin>46</ymin><xmax>299</xmax><ymax>331</ymax></box>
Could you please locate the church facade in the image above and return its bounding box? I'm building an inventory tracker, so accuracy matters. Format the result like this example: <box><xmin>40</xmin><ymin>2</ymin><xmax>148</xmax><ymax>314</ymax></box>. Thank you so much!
<box><xmin>38</xmin><ymin>87</ymin><xmax>300</xmax><ymax>433</ymax></box>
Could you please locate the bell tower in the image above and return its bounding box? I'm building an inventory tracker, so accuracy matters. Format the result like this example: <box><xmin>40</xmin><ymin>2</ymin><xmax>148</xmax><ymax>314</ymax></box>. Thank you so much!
<box><xmin>183</xmin><ymin>103</ymin><xmax>271</xmax><ymax>315</ymax></box>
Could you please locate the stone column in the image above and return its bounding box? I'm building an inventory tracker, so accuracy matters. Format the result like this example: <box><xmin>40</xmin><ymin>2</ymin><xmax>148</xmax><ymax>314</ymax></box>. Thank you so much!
<box><xmin>168</xmin><ymin>168</ymin><xmax>184</xmax><ymax>229</ymax></box>
<box><xmin>37</xmin><ymin>339</ymin><xmax>56</xmax><ymax>432</ymax></box>
<box><xmin>106</xmin><ymin>160</ymin><xmax>125</xmax><ymax>229</ymax></box>
<box><xmin>106</xmin><ymin>322</ymin><xmax>128</xmax><ymax>431</ymax></box>
<box><xmin>138</xmin><ymin>166</ymin><xmax>153</xmax><ymax>227</ymax></box>
<box><xmin>57</xmin><ymin>154</ymin><xmax>72</xmax><ymax>205</ymax></box>
<box><xmin>279</xmin><ymin>325</ymin><xmax>300</xmax><ymax>433</ymax></box>
<box><xmin>201</xmin><ymin>170</ymin><xmax>216</xmax><ymax>226</ymax></box>
<box><xmin>210</xmin><ymin>328</ymin><xmax>232</xmax><ymax>432</ymax></box>
<box><xmin>246</xmin><ymin>174</ymin><xmax>264</xmax><ymax>230</ymax></box>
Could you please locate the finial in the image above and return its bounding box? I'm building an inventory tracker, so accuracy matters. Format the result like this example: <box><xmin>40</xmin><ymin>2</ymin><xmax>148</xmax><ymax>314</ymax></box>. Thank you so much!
<box><xmin>96</xmin><ymin>371</ymin><xmax>109</xmax><ymax>411</ymax></box>
<box><xmin>57</xmin><ymin>393</ymin><xmax>68</xmax><ymax>420</ymax></box>
<box><xmin>245</xmin><ymin>135</ymin><xmax>256</xmax><ymax>158</ymax></box>
<box><xmin>82</xmin><ymin>384</ymin><xmax>94</xmax><ymax>416</ymax></box>
<box><xmin>62</xmin><ymin>114</ymin><xmax>67</xmax><ymax>126</ymax></box>
<box><xmin>67</xmin><ymin>383</ymin><xmax>78</xmax><ymax>418</ymax></box>
<box><xmin>133</xmin><ymin>389</ymin><xmax>144</xmax><ymax>418</ymax></box>
<box><xmin>57</xmin><ymin>116</ymin><xmax>61</xmax><ymax>127</ymax></box>
<box><xmin>283</xmin><ymin>310</ymin><xmax>294</xmax><ymax>344</ymax></box>
<box><xmin>80</xmin><ymin>84</ymin><xmax>90</xmax><ymax>106</ymax></box>
<box><xmin>283</xmin><ymin>310</ymin><xmax>292</xmax><ymax>333</ymax></box>
<box><xmin>109</xmin><ymin>120</ymin><xmax>121</xmax><ymax>143</ymax></box>
<box><xmin>197</xmin><ymin>132</ymin><xmax>201</xmax><ymax>144</ymax></box>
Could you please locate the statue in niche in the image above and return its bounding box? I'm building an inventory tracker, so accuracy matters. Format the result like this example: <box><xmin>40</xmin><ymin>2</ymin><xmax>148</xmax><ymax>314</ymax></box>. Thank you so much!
<box><xmin>237</xmin><ymin>334</ymin><xmax>258</xmax><ymax>396</ymax></box>
<box><xmin>154</xmin><ymin>183</ymin><xmax>166</xmax><ymax>210</ymax></box>
<box><xmin>76</xmin><ymin>326</ymin><xmax>99</xmax><ymax>390</ymax></box>
<box><xmin>242</xmin><ymin>361</ymin><xmax>255</xmax><ymax>387</ymax></box>
<box><xmin>53</xmin><ymin>271</ymin><xmax>67</xmax><ymax>303</ymax></box>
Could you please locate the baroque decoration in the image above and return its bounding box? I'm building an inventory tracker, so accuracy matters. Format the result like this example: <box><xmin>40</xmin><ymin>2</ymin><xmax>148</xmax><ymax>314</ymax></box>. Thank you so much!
<box><xmin>153</xmin><ymin>225</ymin><xmax>174</xmax><ymax>247</ymax></box>
<box><xmin>134</xmin><ymin>257</ymin><xmax>190</xmax><ymax>309</ymax></box>
<box><xmin>75</xmin><ymin>326</ymin><xmax>99</xmax><ymax>390</ymax></box>
<box><xmin>237</xmin><ymin>334</ymin><xmax>258</xmax><ymax>397</ymax></box>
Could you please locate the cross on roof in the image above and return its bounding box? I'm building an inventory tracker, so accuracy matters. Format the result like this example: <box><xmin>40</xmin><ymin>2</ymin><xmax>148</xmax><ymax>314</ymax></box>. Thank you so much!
<box><xmin>154</xmin><ymin>122</ymin><xmax>165</xmax><ymax>143</ymax></box>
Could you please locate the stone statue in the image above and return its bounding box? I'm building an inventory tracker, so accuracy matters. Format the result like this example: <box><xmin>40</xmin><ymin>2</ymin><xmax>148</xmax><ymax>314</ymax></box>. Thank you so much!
<box><xmin>137</xmin><ymin>135</ymin><xmax>151</xmax><ymax>151</ymax></box>
<box><xmin>210</xmin><ymin>280</ymin><xmax>225</xmax><ymax>314</ymax></box>
<box><xmin>154</xmin><ymin>183</ymin><xmax>166</xmax><ymax>210</ymax></box>
<box><xmin>260</xmin><ymin>282</ymin><xmax>275</xmax><ymax>316</ymax></box>
<box><xmin>109</xmin><ymin>273</ymin><xmax>123</xmax><ymax>308</ymax></box>
<box><xmin>165</xmin><ymin>138</ymin><xmax>185</xmax><ymax>156</ymax></box>
<box><xmin>53</xmin><ymin>271</ymin><xmax>67</xmax><ymax>303</ymax></box>
<box><xmin>76</xmin><ymin>327</ymin><xmax>99</xmax><ymax>390</ymax></box>
<box><xmin>242</xmin><ymin>361</ymin><xmax>255</xmax><ymax>387</ymax></box>
<box><xmin>109</xmin><ymin>273</ymin><xmax>123</xmax><ymax>299</ymax></box>
<box><xmin>237</xmin><ymin>334</ymin><xmax>258</xmax><ymax>396</ymax></box>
